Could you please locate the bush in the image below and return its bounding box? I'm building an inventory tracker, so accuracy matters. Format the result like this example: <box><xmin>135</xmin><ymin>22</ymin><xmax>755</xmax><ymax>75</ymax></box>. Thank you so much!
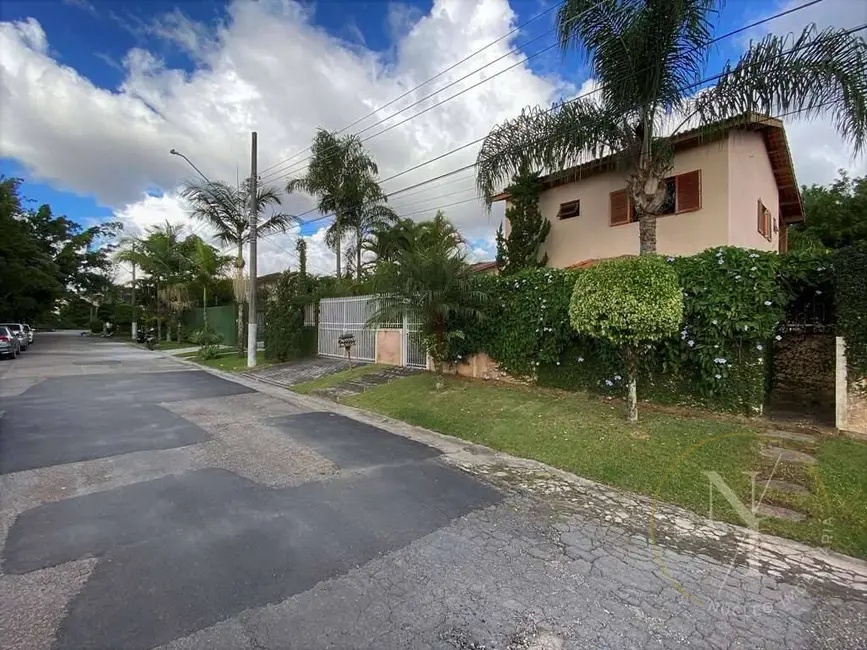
<box><xmin>264</xmin><ymin>272</ymin><xmax>317</xmax><ymax>363</ymax></box>
<box><xmin>89</xmin><ymin>318</ymin><xmax>102</xmax><ymax>333</ymax></box>
<box><xmin>189</xmin><ymin>327</ymin><xmax>223</xmax><ymax>359</ymax></box>
<box><xmin>836</xmin><ymin>243</ymin><xmax>867</xmax><ymax>379</ymax></box>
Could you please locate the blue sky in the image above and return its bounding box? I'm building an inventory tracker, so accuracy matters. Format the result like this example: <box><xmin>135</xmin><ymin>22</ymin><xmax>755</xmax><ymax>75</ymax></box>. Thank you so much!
<box><xmin>1</xmin><ymin>0</ymin><xmax>862</xmax><ymax>272</ymax></box>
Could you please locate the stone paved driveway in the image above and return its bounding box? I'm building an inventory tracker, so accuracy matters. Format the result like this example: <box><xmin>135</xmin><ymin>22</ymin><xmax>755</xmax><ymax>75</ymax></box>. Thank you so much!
<box><xmin>241</xmin><ymin>355</ymin><xmax>355</xmax><ymax>387</ymax></box>
<box><xmin>1</xmin><ymin>334</ymin><xmax>865</xmax><ymax>649</ymax></box>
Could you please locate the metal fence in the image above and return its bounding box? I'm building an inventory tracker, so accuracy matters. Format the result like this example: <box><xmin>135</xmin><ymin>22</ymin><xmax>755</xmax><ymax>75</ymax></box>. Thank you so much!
<box><xmin>317</xmin><ymin>296</ymin><xmax>377</xmax><ymax>361</ymax></box>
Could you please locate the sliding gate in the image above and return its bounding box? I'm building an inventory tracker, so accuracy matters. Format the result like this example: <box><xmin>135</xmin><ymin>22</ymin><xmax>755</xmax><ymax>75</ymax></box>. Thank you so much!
<box><xmin>317</xmin><ymin>296</ymin><xmax>377</xmax><ymax>362</ymax></box>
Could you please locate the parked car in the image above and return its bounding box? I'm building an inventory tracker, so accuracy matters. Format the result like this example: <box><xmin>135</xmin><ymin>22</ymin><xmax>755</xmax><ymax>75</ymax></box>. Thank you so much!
<box><xmin>0</xmin><ymin>323</ymin><xmax>28</xmax><ymax>351</ymax></box>
<box><xmin>0</xmin><ymin>325</ymin><xmax>21</xmax><ymax>359</ymax></box>
<box><xmin>23</xmin><ymin>324</ymin><xmax>34</xmax><ymax>344</ymax></box>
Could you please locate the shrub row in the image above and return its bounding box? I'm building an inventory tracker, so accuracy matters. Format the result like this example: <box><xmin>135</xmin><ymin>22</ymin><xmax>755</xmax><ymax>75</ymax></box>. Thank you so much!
<box><xmin>455</xmin><ymin>247</ymin><xmax>834</xmax><ymax>413</ymax></box>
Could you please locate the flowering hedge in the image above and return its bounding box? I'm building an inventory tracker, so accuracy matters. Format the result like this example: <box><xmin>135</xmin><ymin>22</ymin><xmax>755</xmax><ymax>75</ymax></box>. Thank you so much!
<box><xmin>457</xmin><ymin>247</ymin><xmax>832</xmax><ymax>414</ymax></box>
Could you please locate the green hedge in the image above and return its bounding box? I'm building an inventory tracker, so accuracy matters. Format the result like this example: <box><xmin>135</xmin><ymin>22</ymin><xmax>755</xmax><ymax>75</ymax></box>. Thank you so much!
<box><xmin>457</xmin><ymin>247</ymin><xmax>832</xmax><ymax>414</ymax></box>
<box><xmin>264</xmin><ymin>272</ymin><xmax>318</xmax><ymax>363</ymax></box>
<box><xmin>836</xmin><ymin>243</ymin><xmax>867</xmax><ymax>379</ymax></box>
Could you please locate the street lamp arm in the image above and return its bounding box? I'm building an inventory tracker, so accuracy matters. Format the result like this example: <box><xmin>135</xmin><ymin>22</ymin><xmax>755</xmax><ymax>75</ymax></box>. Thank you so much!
<box><xmin>169</xmin><ymin>149</ymin><xmax>211</xmax><ymax>183</ymax></box>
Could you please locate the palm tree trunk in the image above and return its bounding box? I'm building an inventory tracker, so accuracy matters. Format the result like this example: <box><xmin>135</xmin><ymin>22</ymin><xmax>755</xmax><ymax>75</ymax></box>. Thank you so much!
<box><xmin>236</xmin><ymin>245</ymin><xmax>245</xmax><ymax>356</ymax></box>
<box><xmin>356</xmin><ymin>230</ymin><xmax>362</xmax><ymax>281</ymax></box>
<box><xmin>335</xmin><ymin>242</ymin><xmax>341</xmax><ymax>278</ymax></box>
<box><xmin>638</xmin><ymin>216</ymin><xmax>657</xmax><ymax>255</ymax></box>
<box><xmin>202</xmin><ymin>286</ymin><xmax>209</xmax><ymax>331</ymax></box>
<box><xmin>156</xmin><ymin>281</ymin><xmax>162</xmax><ymax>341</ymax></box>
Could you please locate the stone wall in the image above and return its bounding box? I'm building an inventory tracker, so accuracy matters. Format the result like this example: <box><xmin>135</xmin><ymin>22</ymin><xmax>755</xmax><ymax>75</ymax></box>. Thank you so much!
<box><xmin>770</xmin><ymin>332</ymin><xmax>836</xmax><ymax>418</ymax></box>
<box><xmin>838</xmin><ymin>337</ymin><xmax>867</xmax><ymax>436</ymax></box>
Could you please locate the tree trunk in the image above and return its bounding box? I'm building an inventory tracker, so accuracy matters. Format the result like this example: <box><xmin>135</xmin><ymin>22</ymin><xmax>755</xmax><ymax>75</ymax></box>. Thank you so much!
<box><xmin>435</xmin><ymin>361</ymin><xmax>444</xmax><ymax>390</ymax></box>
<box><xmin>202</xmin><ymin>287</ymin><xmax>209</xmax><ymax>331</ymax></box>
<box><xmin>235</xmin><ymin>245</ymin><xmax>245</xmax><ymax>356</ymax></box>
<box><xmin>638</xmin><ymin>215</ymin><xmax>658</xmax><ymax>255</ymax></box>
<box><xmin>626</xmin><ymin>347</ymin><xmax>638</xmax><ymax>424</ymax></box>
<box><xmin>335</xmin><ymin>242</ymin><xmax>341</xmax><ymax>279</ymax></box>
<box><xmin>627</xmin><ymin>115</ymin><xmax>669</xmax><ymax>255</ymax></box>
<box><xmin>156</xmin><ymin>281</ymin><xmax>162</xmax><ymax>341</ymax></box>
<box><xmin>356</xmin><ymin>230</ymin><xmax>362</xmax><ymax>281</ymax></box>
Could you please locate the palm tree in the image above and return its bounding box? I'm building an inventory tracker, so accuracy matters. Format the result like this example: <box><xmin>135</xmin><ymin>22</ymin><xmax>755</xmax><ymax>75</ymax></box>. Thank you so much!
<box><xmin>476</xmin><ymin>1</ymin><xmax>867</xmax><ymax>254</ymax></box>
<box><xmin>186</xmin><ymin>236</ymin><xmax>232</xmax><ymax>331</ymax></box>
<box><xmin>181</xmin><ymin>178</ymin><xmax>295</xmax><ymax>354</ymax></box>
<box><xmin>287</xmin><ymin>129</ymin><xmax>381</xmax><ymax>277</ymax></box>
<box><xmin>369</xmin><ymin>212</ymin><xmax>486</xmax><ymax>389</ymax></box>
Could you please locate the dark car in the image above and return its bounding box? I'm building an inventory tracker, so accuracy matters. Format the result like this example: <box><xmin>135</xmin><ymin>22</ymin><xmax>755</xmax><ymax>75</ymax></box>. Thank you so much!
<box><xmin>0</xmin><ymin>323</ymin><xmax>28</xmax><ymax>352</ymax></box>
<box><xmin>0</xmin><ymin>325</ymin><xmax>21</xmax><ymax>359</ymax></box>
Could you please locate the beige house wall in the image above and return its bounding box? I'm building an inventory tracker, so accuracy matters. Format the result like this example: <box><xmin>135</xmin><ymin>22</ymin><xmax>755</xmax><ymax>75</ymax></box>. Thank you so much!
<box><xmin>533</xmin><ymin>138</ymin><xmax>731</xmax><ymax>267</ymax></box>
<box><xmin>727</xmin><ymin>130</ymin><xmax>779</xmax><ymax>252</ymax></box>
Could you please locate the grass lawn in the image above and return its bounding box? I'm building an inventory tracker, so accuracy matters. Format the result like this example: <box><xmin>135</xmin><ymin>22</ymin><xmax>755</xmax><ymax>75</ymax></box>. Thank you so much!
<box><xmin>345</xmin><ymin>374</ymin><xmax>867</xmax><ymax>559</ymax></box>
<box><xmin>131</xmin><ymin>340</ymin><xmax>196</xmax><ymax>351</ymax></box>
<box><xmin>187</xmin><ymin>350</ymin><xmax>270</xmax><ymax>372</ymax></box>
<box><xmin>291</xmin><ymin>364</ymin><xmax>388</xmax><ymax>394</ymax></box>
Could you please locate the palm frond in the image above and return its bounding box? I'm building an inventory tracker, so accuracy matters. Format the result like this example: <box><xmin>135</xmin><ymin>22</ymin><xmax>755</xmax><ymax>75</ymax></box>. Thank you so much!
<box><xmin>475</xmin><ymin>99</ymin><xmax>629</xmax><ymax>205</ymax></box>
<box><xmin>690</xmin><ymin>25</ymin><xmax>867</xmax><ymax>152</ymax></box>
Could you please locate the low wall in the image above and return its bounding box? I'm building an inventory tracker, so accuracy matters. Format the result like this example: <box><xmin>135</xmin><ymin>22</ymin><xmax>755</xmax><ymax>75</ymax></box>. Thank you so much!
<box><xmin>836</xmin><ymin>336</ymin><xmax>867</xmax><ymax>435</ymax></box>
<box><xmin>443</xmin><ymin>352</ymin><xmax>522</xmax><ymax>383</ymax></box>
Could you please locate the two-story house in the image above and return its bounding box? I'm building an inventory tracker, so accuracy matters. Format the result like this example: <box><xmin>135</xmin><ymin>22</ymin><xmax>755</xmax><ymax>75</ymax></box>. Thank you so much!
<box><xmin>492</xmin><ymin>113</ymin><xmax>804</xmax><ymax>268</ymax></box>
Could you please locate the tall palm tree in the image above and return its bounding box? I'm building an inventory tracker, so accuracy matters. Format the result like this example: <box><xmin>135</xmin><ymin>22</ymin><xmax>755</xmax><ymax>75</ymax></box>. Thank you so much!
<box><xmin>370</xmin><ymin>212</ymin><xmax>486</xmax><ymax>389</ymax></box>
<box><xmin>287</xmin><ymin>129</ymin><xmax>380</xmax><ymax>277</ymax></box>
<box><xmin>343</xmin><ymin>176</ymin><xmax>399</xmax><ymax>280</ymax></box>
<box><xmin>476</xmin><ymin>1</ymin><xmax>867</xmax><ymax>254</ymax></box>
<box><xmin>181</xmin><ymin>178</ymin><xmax>295</xmax><ymax>354</ymax></box>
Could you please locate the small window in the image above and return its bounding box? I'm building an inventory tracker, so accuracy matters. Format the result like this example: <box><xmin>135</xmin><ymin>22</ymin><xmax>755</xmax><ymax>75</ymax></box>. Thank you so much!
<box><xmin>557</xmin><ymin>199</ymin><xmax>580</xmax><ymax>220</ymax></box>
<box><xmin>659</xmin><ymin>178</ymin><xmax>677</xmax><ymax>215</ymax></box>
<box><xmin>757</xmin><ymin>200</ymin><xmax>772</xmax><ymax>240</ymax></box>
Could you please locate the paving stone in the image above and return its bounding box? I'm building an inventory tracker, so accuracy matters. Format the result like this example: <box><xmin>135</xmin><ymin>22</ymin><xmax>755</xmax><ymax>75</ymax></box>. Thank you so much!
<box><xmin>760</xmin><ymin>446</ymin><xmax>818</xmax><ymax>465</ymax></box>
<box><xmin>761</xmin><ymin>479</ymin><xmax>811</xmax><ymax>495</ymax></box>
<box><xmin>755</xmin><ymin>503</ymin><xmax>808</xmax><ymax>522</ymax></box>
<box><xmin>758</xmin><ymin>430</ymin><xmax>818</xmax><ymax>444</ymax></box>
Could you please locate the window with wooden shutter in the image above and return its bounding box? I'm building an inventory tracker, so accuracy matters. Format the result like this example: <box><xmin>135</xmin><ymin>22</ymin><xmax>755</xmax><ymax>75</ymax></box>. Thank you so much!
<box><xmin>609</xmin><ymin>189</ymin><xmax>631</xmax><ymax>226</ymax></box>
<box><xmin>675</xmin><ymin>170</ymin><xmax>701</xmax><ymax>213</ymax></box>
<box><xmin>757</xmin><ymin>199</ymin><xmax>772</xmax><ymax>240</ymax></box>
<box><xmin>557</xmin><ymin>199</ymin><xmax>580</xmax><ymax>220</ymax></box>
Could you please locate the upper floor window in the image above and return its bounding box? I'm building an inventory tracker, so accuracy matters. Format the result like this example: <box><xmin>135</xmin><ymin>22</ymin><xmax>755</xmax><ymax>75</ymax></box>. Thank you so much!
<box><xmin>557</xmin><ymin>199</ymin><xmax>580</xmax><ymax>220</ymax></box>
<box><xmin>757</xmin><ymin>200</ymin><xmax>772</xmax><ymax>240</ymax></box>
<box><xmin>609</xmin><ymin>170</ymin><xmax>701</xmax><ymax>226</ymax></box>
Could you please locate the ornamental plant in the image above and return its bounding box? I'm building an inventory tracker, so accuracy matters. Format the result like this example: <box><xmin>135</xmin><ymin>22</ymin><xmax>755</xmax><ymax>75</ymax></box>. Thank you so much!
<box><xmin>569</xmin><ymin>256</ymin><xmax>683</xmax><ymax>422</ymax></box>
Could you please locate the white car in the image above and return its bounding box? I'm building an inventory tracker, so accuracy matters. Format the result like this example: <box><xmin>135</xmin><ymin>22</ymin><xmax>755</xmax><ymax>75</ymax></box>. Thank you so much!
<box><xmin>23</xmin><ymin>324</ymin><xmax>34</xmax><ymax>345</ymax></box>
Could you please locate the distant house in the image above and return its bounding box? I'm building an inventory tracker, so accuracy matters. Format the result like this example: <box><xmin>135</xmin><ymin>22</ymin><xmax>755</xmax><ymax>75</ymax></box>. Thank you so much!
<box><xmin>468</xmin><ymin>261</ymin><xmax>499</xmax><ymax>275</ymax></box>
<box><xmin>492</xmin><ymin>113</ymin><xmax>804</xmax><ymax>268</ymax></box>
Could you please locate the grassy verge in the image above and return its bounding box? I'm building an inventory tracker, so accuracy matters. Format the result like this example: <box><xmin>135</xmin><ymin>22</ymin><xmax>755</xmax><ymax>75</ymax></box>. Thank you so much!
<box><xmin>291</xmin><ymin>364</ymin><xmax>387</xmax><ymax>394</ymax></box>
<box><xmin>345</xmin><ymin>374</ymin><xmax>867</xmax><ymax>559</ymax></box>
<box><xmin>131</xmin><ymin>340</ymin><xmax>196</xmax><ymax>350</ymax></box>
<box><xmin>186</xmin><ymin>350</ymin><xmax>270</xmax><ymax>372</ymax></box>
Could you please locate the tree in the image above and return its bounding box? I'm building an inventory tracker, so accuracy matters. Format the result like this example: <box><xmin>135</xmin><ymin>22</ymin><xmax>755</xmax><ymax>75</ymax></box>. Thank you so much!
<box><xmin>495</xmin><ymin>168</ymin><xmax>550</xmax><ymax>274</ymax></box>
<box><xmin>789</xmin><ymin>171</ymin><xmax>867</xmax><ymax>250</ymax></box>
<box><xmin>475</xmin><ymin>1</ymin><xmax>866</xmax><ymax>255</ymax></box>
<box><xmin>287</xmin><ymin>129</ymin><xmax>382</xmax><ymax>278</ymax></box>
<box><xmin>569</xmin><ymin>256</ymin><xmax>683</xmax><ymax>423</ymax></box>
<box><xmin>370</xmin><ymin>212</ymin><xmax>486</xmax><ymax>389</ymax></box>
<box><xmin>343</xmin><ymin>175</ymin><xmax>398</xmax><ymax>281</ymax></box>
<box><xmin>186</xmin><ymin>236</ymin><xmax>232</xmax><ymax>332</ymax></box>
<box><xmin>181</xmin><ymin>178</ymin><xmax>295</xmax><ymax>354</ymax></box>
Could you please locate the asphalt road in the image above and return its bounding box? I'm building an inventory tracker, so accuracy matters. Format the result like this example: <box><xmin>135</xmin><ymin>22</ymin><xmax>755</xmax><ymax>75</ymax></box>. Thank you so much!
<box><xmin>1</xmin><ymin>333</ymin><xmax>865</xmax><ymax>649</ymax></box>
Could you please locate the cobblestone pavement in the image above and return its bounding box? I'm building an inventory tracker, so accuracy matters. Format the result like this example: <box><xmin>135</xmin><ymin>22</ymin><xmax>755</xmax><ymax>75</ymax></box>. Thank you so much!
<box><xmin>2</xmin><ymin>336</ymin><xmax>866</xmax><ymax>649</ymax></box>
<box><xmin>240</xmin><ymin>355</ymin><xmax>353</xmax><ymax>387</ymax></box>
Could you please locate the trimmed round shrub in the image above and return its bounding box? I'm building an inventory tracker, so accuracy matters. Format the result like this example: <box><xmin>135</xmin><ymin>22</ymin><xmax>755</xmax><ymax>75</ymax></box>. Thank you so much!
<box><xmin>569</xmin><ymin>255</ymin><xmax>683</xmax><ymax>346</ymax></box>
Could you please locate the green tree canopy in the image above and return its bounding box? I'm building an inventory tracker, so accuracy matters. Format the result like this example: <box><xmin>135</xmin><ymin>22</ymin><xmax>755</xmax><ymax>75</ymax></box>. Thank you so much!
<box><xmin>789</xmin><ymin>171</ymin><xmax>867</xmax><ymax>250</ymax></box>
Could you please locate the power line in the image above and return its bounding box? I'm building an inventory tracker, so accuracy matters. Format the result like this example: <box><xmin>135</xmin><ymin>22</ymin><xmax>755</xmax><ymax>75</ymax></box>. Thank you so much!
<box><xmin>256</xmin><ymin>0</ymin><xmax>565</xmax><ymax>178</ymax></box>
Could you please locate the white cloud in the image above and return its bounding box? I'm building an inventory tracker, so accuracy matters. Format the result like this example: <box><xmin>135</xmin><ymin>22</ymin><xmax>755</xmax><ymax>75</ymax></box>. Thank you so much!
<box><xmin>0</xmin><ymin>0</ymin><xmax>563</xmax><ymax>275</ymax></box>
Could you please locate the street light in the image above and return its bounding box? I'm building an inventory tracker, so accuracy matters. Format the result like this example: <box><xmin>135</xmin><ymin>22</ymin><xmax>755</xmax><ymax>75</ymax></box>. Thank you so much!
<box><xmin>169</xmin><ymin>148</ymin><xmax>210</xmax><ymax>183</ymax></box>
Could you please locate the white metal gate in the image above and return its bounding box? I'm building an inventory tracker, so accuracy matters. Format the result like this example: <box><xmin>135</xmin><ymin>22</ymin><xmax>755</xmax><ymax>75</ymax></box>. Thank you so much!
<box><xmin>317</xmin><ymin>296</ymin><xmax>376</xmax><ymax>362</ymax></box>
<box><xmin>402</xmin><ymin>315</ymin><xmax>427</xmax><ymax>369</ymax></box>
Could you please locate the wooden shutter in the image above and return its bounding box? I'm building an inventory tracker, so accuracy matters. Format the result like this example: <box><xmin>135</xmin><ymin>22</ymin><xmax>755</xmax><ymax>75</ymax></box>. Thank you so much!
<box><xmin>557</xmin><ymin>199</ymin><xmax>580</xmax><ymax>220</ymax></box>
<box><xmin>610</xmin><ymin>189</ymin><xmax>630</xmax><ymax>226</ymax></box>
<box><xmin>675</xmin><ymin>170</ymin><xmax>701</xmax><ymax>213</ymax></box>
<box><xmin>757</xmin><ymin>199</ymin><xmax>765</xmax><ymax>235</ymax></box>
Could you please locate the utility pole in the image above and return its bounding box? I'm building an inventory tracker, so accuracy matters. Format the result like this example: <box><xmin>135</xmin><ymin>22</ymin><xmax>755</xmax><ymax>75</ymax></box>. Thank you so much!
<box><xmin>247</xmin><ymin>131</ymin><xmax>258</xmax><ymax>368</ymax></box>
<box><xmin>131</xmin><ymin>242</ymin><xmax>137</xmax><ymax>340</ymax></box>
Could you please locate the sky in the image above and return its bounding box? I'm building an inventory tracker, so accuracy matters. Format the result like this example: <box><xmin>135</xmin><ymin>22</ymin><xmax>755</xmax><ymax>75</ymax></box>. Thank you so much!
<box><xmin>1</xmin><ymin>0</ymin><xmax>865</xmax><ymax>277</ymax></box>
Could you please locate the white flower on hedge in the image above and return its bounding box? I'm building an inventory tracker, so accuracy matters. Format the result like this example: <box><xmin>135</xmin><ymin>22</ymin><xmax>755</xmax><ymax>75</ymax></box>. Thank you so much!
<box><xmin>816</xmin><ymin>289</ymin><xmax>823</xmax><ymax>295</ymax></box>
<box><xmin>775</xmin><ymin>334</ymin><xmax>782</xmax><ymax>341</ymax></box>
<box><xmin>667</xmin><ymin>256</ymin><xmax>675</xmax><ymax>263</ymax></box>
<box><xmin>750</xmin><ymin>253</ymin><xmax>759</xmax><ymax>258</ymax></box>
<box><xmin>756</xmin><ymin>344</ymin><xmax>763</xmax><ymax>351</ymax></box>
<box><xmin>687</xmin><ymin>340</ymin><xmax>695</xmax><ymax>347</ymax></box>
<box><xmin>715</xmin><ymin>374</ymin><xmax>722</xmax><ymax>379</ymax></box>
<box><xmin>556</xmin><ymin>361</ymin><xmax>561</xmax><ymax>366</ymax></box>
<box><xmin>712</xmin><ymin>319</ymin><xmax>718</xmax><ymax>325</ymax></box>
<box><xmin>744</xmin><ymin>325</ymin><xmax>749</xmax><ymax>331</ymax></box>
<box><xmin>764</xmin><ymin>300</ymin><xmax>772</xmax><ymax>306</ymax></box>
<box><xmin>718</xmin><ymin>258</ymin><xmax>724</xmax><ymax>265</ymax></box>
<box><xmin>577</xmin><ymin>356</ymin><xmax>584</xmax><ymax>363</ymax></box>
<box><xmin>605</xmin><ymin>379</ymin><xmax>613</xmax><ymax>386</ymax></box>
<box><xmin>735</xmin><ymin>274</ymin><xmax>741</xmax><ymax>280</ymax></box>
<box><xmin>751</xmin><ymin>266</ymin><xmax>758</xmax><ymax>271</ymax></box>
<box><xmin>714</xmin><ymin>357</ymin><xmax>727</xmax><ymax>364</ymax></box>
<box><xmin>716</xmin><ymin>249</ymin><xmax>724</xmax><ymax>256</ymax></box>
